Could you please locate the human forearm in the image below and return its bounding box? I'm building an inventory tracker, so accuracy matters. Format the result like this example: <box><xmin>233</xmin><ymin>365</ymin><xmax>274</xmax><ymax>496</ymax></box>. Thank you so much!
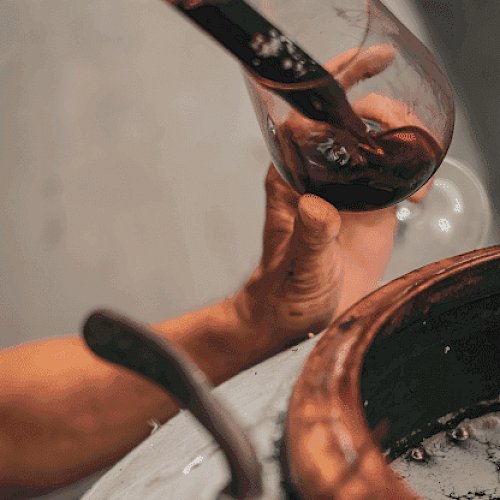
<box><xmin>0</xmin><ymin>298</ymin><xmax>271</xmax><ymax>496</ymax></box>
<box><xmin>151</xmin><ymin>298</ymin><xmax>276</xmax><ymax>385</ymax></box>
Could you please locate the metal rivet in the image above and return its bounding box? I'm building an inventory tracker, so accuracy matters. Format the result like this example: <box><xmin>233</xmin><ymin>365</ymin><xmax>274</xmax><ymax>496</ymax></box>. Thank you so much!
<box><xmin>448</xmin><ymin>426</ymin><xmax>469</xmax><ymax>442</ymax></box>
<box><xmin>410</xmin><ymin>447</ymin><xmax>429</xmax><ymax>462</ymax></box>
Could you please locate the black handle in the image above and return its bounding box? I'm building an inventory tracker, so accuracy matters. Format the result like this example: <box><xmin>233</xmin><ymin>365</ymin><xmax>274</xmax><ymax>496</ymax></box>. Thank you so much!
<box><xmin>170</xmin><ymin>0</ymin><xmax>368</xmax><ymax>139</ymax></box>
<box><xmin>82</xmin><ymin>308</ymin><xmax>263</xmax><ymax>500</ymax></box>
<box><xmin>176</xmin><ymin>0</ymin><xmax>326</xmax><ymax>85</ymax></box>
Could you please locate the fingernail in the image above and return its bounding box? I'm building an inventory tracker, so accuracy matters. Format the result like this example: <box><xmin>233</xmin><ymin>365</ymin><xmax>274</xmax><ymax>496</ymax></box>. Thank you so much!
<box><xmin>298</xmin><ymin>194</ymin><xmax>340</xmax><ymax>239</ymax></box>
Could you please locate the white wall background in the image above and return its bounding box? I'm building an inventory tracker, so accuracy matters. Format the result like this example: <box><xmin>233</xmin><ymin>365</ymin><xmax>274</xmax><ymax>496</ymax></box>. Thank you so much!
<box><xmin>1</xmin><ymin>0</ymin><xmax>497</xmax><ymax>498</ymax></box>
<box><xmin>1</xmin><ymin>0</ymin><xmax>271</xmax><ymax>350</ymax></box>
<box><xmin>1</xmin><ymin>0</ymin><xmax>493</xmax><ymax>352</ymax></box>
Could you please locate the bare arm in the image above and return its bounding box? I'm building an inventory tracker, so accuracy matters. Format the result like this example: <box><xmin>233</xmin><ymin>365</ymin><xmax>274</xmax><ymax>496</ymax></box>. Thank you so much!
<box><xmin>0</xmin><ymin>165</ymin><xmax>398</xmax><ymax>498</ymax></box>
<box><xmin>0</xmin><ymin>298</ymin><xmax>275</xmax><ymax>497</ymax></box>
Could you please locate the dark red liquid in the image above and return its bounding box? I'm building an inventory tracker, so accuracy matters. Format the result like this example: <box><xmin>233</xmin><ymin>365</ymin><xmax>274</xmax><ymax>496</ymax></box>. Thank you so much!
<box><xmin>264</xmin><ymin>84</ymin><xmax>443</xmax><ymax>211</ymax></box>
<box><xmin>270</xmin><ymin>125</ymin><xmax>442</xmax><ymax>211</ymax></box>
<box><xmin>173</xmin><ymin>0</ymin><xmax>444</xmax><ymax>211</ymax></box>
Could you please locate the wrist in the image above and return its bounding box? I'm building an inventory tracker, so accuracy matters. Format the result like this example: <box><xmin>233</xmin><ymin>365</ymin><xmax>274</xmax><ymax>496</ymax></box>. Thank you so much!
<box><xmin>154</xmin><ymin>295</ymin><xmax>271</xmax><ymax>386</ymax></box>
<box><xmin>216</xmin><ymin>294</ymin><xmax>274</xmax><ymax>367</ymax></box>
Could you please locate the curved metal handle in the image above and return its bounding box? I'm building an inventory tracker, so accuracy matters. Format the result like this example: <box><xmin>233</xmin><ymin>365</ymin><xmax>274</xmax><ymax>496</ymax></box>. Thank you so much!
<box><xmin>82</xmin><ymin>308</ymin><xmax>263</xmax><ymax>500</ymax></box>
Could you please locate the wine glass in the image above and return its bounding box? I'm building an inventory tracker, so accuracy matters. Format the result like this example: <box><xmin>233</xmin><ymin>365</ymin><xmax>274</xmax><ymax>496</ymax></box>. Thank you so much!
<box><xmin>242</xmin><ymin>0</ymin><xmax>454</xmax><ymax>212</ymax></box>
<box><xmin>382</xmin><ymin>156</ymin><xmax>492</xmax><ymax>283</ymax></box>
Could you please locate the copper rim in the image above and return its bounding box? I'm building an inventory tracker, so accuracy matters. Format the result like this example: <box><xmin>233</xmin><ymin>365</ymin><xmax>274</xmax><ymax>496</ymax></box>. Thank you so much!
<box><xmin>284</xmin><ymin>245</ymin><xmax>500</xmax><ymax>500</ymax></box>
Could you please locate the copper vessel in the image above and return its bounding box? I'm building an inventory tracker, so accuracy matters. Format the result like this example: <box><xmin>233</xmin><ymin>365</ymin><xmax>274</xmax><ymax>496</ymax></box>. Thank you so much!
<box><xmin>84</xmin><ymin>245</ymin><xmax>500</xmax><ymax>499</ymax></box>
<box><xmin>285</xmin><ymin>245</ymin><xmax>500</xmax><ymax>499</ymax></box>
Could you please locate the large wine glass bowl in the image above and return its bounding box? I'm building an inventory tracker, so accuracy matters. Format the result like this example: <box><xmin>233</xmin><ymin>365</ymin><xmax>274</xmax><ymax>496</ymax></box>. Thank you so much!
<box><xmin>243</xmin><ymin>0</ymin><xmax>454</xmax><ymax>211</ymax></box>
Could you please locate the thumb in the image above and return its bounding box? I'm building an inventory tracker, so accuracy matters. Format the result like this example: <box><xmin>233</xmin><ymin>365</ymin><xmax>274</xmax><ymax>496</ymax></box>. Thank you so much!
<box><xmin>286</xmin><ymin>194</ymin><xmax>342</xmax><ymax>289</ymax></box>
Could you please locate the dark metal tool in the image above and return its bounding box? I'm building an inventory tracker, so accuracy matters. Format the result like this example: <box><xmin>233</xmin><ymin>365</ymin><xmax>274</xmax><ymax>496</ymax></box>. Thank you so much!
<box><xmin>168</xmin><ymin>0</ymin><xmax>369</xmax><ymax>142</ymax></box>
<box><xmin>82</xmin><ymin>308</ymin><xmax>265</xmax><ymax>500</ymax></box>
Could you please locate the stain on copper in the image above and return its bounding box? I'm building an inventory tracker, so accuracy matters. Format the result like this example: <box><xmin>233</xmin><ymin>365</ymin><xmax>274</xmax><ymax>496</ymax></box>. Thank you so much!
<box><xmin>338</xmin><ymin>316</ymin><xmax>356</xmax><ymax>332</ymax></box>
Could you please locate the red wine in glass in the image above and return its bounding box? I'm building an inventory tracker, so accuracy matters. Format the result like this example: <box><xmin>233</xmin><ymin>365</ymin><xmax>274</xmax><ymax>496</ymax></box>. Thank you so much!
<box><xmin>261</xmin><ymin>79</ymin><xmax>443</xmax><ymax>211</ymax></box>
<box><xmin>170</xmin><ymin>0</ymin><xmax>447</xmax><ymax>211</ymax></box>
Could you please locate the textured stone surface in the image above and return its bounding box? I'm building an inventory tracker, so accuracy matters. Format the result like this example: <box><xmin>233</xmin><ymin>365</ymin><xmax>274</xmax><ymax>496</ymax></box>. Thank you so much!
<box><xmin>392</xmin><ymin>413</ymin><xmax>500</xmax><ymax>500</ymax></box>
<box><xmin>81</xmin><ymin>335</ymin><xmax>321</xmax><ymax>500</ymax></box>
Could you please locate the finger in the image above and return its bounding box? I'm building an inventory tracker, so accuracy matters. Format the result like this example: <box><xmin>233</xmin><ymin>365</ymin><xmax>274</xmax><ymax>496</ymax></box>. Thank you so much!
<box><xmin>264</xmin><ymin>163</ymin><xmax>300</xmax><ymax>217</ymax></box>
<box><xmin>296</xmin><ymin>194</ymin><xmax>341</xmax><ymax>246</ymax></box>
<box><xmin>284</xmin><ymin>194</ymin><xmax>342</xmax><ymax>293</ymax></box>
<box><xmin>278</xmin><ymin>46</ymin><xmax>396</xmax><ymax>145</ymax></box>
<box><xmin>262</xmin><ymin>164</ymin><xmax>301</xmax><ymax>268</ymax></box>
<box><xmin>352</xmin><ymin>93</ymin><xmax>429</xmax><ymax>133</ymax></box>
<box><xmin>334</xmin><ymin>206</ymin><xmax>397</xmax><ymax>314</ymax></box>
<box><xmin>323</xmin><ymin>47</ymin><xmax>360</xmax><ymax>76</ymax></box>
<box><xmin>325</xmin><ymin>45</ymin><xmax>395</xmax><ymax>91</ymax></box>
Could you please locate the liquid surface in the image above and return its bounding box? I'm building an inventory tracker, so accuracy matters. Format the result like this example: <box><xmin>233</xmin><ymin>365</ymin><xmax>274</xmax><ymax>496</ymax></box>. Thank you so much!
<box><xmin>178</xmin><ymin>0</ymin><xmax>445</xmax><ymax>210</ymax></box>
<box><xmin>266</xmin><ymin>84</ymin><xmax>443</xmax><ymax>211</ymax></box>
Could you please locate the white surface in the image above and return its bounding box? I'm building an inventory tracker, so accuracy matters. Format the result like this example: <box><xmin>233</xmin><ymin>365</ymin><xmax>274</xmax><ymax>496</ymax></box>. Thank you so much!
<box><xmin>392</xmin><ymin>413</ymin><xmax>500</xmax><ymax>500</ymax></box>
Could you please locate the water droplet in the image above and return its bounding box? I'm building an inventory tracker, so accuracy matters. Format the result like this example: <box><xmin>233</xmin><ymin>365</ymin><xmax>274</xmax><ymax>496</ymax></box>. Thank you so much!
<box><xmin>362</xmin><ymin>119</ymin><xmax>382</xmax><ymax>133</ymax></box>
<box><xmin>335</xmin><ymin>146</ymin><xmax>350</xmax><ymax>166</ymax></box>
<box><xmin>267</xmin><ymin>115</ymin><xmax>276</xmax><ymax>136</ymax></box>
<box><xmin>183</xmin><ymin>455</ymin><xmax>204</xmax><ymax>475</ymax></box>
<box><xmin>397</xmin><ymin>206</ymin><xmax>411</xmax><ymax>221</ymax></box>
<box><xmin>438</xmin><ymin>218</ymin><xmax>451</xmax><ymax>232</ymax></box>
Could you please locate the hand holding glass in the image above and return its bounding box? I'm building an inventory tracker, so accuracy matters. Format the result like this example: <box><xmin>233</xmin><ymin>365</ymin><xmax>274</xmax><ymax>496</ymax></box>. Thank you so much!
<box><xmin>243</xmin><ymin>0</ymin><xmax>454</xmax><ymax>211</ymax></box>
